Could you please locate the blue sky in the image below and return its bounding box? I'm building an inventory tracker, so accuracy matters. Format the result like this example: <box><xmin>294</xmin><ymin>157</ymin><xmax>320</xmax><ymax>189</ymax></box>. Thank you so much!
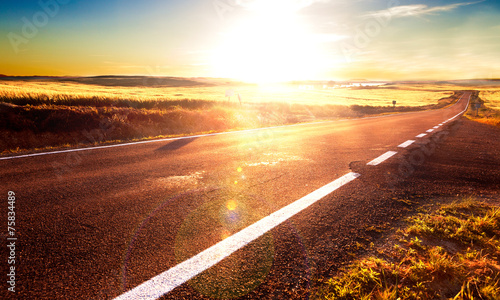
<box><xmin>1</xmin><ymin>0</ymin><xmax>499</xmax><ymax>81</ymax></box>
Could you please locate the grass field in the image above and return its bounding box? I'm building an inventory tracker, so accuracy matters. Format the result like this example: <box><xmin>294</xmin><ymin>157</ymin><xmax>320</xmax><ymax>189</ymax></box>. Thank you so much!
<box><xmin>465</xmin><ymin>89</ymin><xmax>500</xmax><ymax>127</ymax></box>
<box><xmin>479</xmin><ymin>89</ymin><xmax>500</xmax><ymax>110</ymax></box>
<box><xmin>0</xmin><ymin>79</ymin><xmax>454</xmax><ymax>108</ymax></box>
<box><xmin>0</xmin><ymin>77</ymin><xmax>468</xmax><ymax>153</ymax></box>
<box><xmin>315</xmin><ymin>197</ymin><xmax>500</xmax><ymax>300</ymax></box>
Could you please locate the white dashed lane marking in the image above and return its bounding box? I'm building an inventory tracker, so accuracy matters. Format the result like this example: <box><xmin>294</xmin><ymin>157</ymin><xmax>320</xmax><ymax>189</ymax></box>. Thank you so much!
<box><xmin>398</xmin><ymin>140</ymin><xmax>415</xmax><ymax>148</ymax></box>
<box><xmin>113</xmin><ymin>172</ymin><xmax>360</xmax><ymax>300</ymax></box>
<box><xmin>114</xmin><ymin>92</ymin><xmax>473</xmax><ymax>299</ymax></box>
<box><xmin>366</xmin><ymin>151</ymin><xmax>398</xmax><ymax>166</ymax></box>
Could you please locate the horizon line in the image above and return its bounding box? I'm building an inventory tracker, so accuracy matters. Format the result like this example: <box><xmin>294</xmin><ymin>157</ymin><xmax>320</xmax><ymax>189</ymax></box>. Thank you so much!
<box><xmin>0</xmin><ymin>74</ymin><xmax>499</xmax><ymax>83</ymax></box>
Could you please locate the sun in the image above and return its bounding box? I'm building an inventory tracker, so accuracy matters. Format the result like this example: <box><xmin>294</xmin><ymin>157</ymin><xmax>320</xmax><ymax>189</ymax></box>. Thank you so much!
<box><xmin>238</xmin><ymin>0</ymin><xmax>310</xmax><ymax>14</ymax></box>
<box><xmin>211</xmin><ymin>2</ymin><xmax>325</xmax><ymax>83</ymax></box>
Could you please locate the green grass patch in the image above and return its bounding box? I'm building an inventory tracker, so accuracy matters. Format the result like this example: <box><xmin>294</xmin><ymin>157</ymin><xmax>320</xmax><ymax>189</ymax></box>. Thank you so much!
<box><xmin>315</xmin><ymin>197</ymin><xmax>500</xmax><ymax>300</ymax></box>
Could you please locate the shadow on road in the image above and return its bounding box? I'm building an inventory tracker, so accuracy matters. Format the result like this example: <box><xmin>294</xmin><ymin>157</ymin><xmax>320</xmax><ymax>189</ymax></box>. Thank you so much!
<box><xmin>156</xmin><ymin>138</ymin><xmax>197</xmax><ymax>151</ymax></box>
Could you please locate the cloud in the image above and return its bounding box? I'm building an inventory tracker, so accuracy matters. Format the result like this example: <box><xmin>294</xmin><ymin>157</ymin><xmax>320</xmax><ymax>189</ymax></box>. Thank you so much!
<box><xmin>364</xmin><ymin>1</ymin><xmax>483</xmax><ymax>19</ymax></box>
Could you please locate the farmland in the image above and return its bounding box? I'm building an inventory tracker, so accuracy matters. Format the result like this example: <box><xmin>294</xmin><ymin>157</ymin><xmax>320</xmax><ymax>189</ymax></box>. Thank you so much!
<box><xmin>0</xmin><ymin>77</ymin><xmax>478</xmax><ymax>153</ymax></box>
<box><xmin>0</xmin><ymin>78</ymin><xmax>454</xmax><ymax>108</ymax></box>
<box><xmin>479</xmin><ymin>89</ymin><xmax>500</xmax><ymax>110</ymax></box>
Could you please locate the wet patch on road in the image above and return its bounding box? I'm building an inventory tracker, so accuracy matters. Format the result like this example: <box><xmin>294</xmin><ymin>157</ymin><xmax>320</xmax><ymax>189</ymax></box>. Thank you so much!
<box><xmin>245</xmin><ymin>152</ymin><xmax>312</xmax><ymax>167</ymax></box>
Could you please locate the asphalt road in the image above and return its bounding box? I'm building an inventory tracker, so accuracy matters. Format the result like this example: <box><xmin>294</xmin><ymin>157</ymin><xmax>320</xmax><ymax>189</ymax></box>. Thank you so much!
<box><xmin>0</xmin><ymin>93</ymin><xmax>471</xmax><ymax>299</ymax></box>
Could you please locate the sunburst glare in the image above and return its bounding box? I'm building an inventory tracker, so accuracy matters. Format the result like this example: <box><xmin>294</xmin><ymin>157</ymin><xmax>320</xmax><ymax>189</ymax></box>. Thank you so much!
<box><xmin>212</xmin><ymin>2</ymin><xmax>326</xmax><ymax>83</ymax></box>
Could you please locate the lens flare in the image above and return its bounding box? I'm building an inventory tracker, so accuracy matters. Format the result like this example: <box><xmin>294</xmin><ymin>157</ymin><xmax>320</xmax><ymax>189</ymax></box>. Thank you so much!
<box><xmin>174</xmin><ymin>196</ymin><xmax>276</xmax><ymax>298</ymax></box>
<box><xmin>227</xmin><ymin>199</ymin><xmax>238</xmax><ymax>211</ymax></box>
<box><xmin>221</xmin><ymin>229</ymin><xmax>232</xmax><ymax>240</ymax></box>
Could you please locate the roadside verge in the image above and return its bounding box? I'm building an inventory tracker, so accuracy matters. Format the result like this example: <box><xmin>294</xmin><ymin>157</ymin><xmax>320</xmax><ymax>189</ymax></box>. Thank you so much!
<box><xmin>314</xmin><ymin>117</ymin><xmax>500</xmax><ymax>299</ymax></box>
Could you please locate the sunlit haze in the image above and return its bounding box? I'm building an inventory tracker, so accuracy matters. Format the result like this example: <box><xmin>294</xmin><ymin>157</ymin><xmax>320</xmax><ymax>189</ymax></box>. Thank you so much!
<box><xmin>1</xmin><ymin>0</ymin><xmax>499</xmax><ymax>82</ymax></box>
<box><xmin>212</xmin><ymin>2</ymin><xmax>327</xmax><ymax>82</ymax></box>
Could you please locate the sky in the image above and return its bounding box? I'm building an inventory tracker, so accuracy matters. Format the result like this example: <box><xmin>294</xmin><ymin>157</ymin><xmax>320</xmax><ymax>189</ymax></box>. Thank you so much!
<box><xmin>0</xmin><ymin>0</ymin><xmax>499</xmax><ymax>82</ymax></box>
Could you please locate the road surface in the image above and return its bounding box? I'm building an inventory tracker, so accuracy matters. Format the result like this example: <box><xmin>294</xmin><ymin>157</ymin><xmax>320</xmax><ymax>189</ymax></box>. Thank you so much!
<box><xmin>0</xmin><ymin>93</ymin><xmax>471</xmax><ymax>299</ymax></box>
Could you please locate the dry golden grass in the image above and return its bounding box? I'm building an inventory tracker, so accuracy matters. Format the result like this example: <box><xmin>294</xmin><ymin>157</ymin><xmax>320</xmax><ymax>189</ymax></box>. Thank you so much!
<box><xmin>0</xmin><ymin>80</ymin><xmax>452</xmax><ymax>107</ymax></box>
<box><xmin>0</xmin><ymin>79</ymin><xmax>463</xmax><ymax>152</ymax></box>
<box><xmin>479</xmin><ymin>89</ymin><xmax>500</xmax><ymax>110</ymax></box>
<box><xmin>465</xmin><ymin>89</ymin><xmax>500</xmax><ymax>127</ymax></box>
<box><xmin>315</xmin><ymin>197</ymin><xmax>500</xmax><ymax>300</ymax></box>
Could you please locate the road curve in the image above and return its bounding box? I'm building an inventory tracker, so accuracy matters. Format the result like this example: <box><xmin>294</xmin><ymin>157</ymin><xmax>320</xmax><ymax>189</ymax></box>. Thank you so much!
<box><xmin>0</xmin><ymin>93</ymin><xmax>470</xmax><ymax>299</ymax></box>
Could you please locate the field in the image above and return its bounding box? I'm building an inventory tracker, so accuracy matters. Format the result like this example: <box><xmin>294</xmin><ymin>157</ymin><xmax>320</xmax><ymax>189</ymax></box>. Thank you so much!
<box><xmin>465</xmin><ymin>87</ymin><xmax>500</xmax><ymax>127</ymax></box>
<box><xmin>314</xmin><ymin>197</ymin><xmax>500</xmax><ymax>300</ymax></box>
<box><xmin>0</xmin><ymin>78</ymin><xmax>454</xmax><ymax>107</ymax></box>
<box><xmin>479</xmin><ymin>89</ymin><xmax>500</xmax><ymax>110</ymax></box>
<box><xmin>0</xmin><ymin>77</ymin><xmax>484</xmax><ymax>153</ymax></box>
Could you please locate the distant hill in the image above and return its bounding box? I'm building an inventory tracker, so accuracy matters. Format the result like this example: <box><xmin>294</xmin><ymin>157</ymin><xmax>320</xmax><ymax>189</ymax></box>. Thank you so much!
<box><xmin>60</xmin><ymin>76</ymin><xmax>230</xmax><ymax>87</ymax></box>
<box><xmin>1</xmin><ymin>76</ymin><xmax>499</xmax><ymax>87</ymax></box>
<box><xmin>0</xmin><ymin>75</ymin><xmax>254</xmax><ymax>88</ymax></box>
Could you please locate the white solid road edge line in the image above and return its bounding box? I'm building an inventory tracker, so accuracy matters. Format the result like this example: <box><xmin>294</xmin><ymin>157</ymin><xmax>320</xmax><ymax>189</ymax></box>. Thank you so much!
<box><xmin>398</xmin><ymin>140</ymin><xmax>415</xmax><ymax>148</ymax></box>
<box><xmin>0</xmin><ymin>114</ymin><xmax>401</xmax><ymax>161</ymax></box>
<box><xmin>0</xmin><ymin>93</ymin><xmax>472</xmax><ymax>162</ymax></box>
<box><xmin>0</xmin><ymin>105</ymin><xmax>432</xmax><ymax>162</ymax></box>
<box><xmin>366</xmin><ymin>151</ymin><xmax>398</xmax><ymax>166</ymax></box>
<box><xmin>446</xmin><ymin>93</ymin><xmax>471</xmax><ymax>122</ymax></box>
<box><xmin>113</xmin><ymin>172</ymin><xmax>361</xmax><ymax>300</ymax></box>
<box><xmin>421</xmin><ymin>93</ymin><xmax>471</xmax><ymax>138</ymax></box>
<box><xmin>0</xmin><ymin>120</ymin><xmax>335</xmax><ymax>161</ymax></box>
